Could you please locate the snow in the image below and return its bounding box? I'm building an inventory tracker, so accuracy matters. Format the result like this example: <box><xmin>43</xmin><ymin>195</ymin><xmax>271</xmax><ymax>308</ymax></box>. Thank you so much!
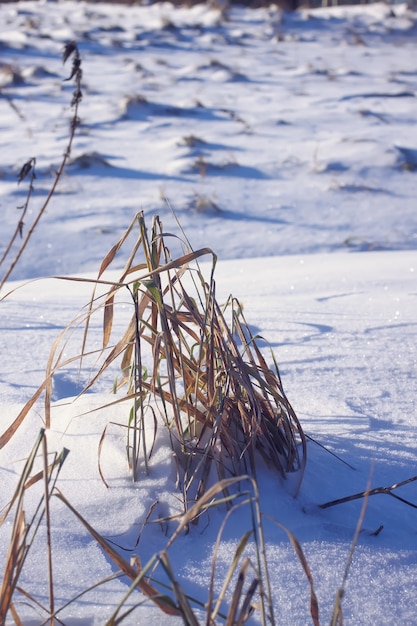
<box><xmin>0</xmin><ymin>1</ymin><xmax>417</xmax><ymax>624</ymax></box>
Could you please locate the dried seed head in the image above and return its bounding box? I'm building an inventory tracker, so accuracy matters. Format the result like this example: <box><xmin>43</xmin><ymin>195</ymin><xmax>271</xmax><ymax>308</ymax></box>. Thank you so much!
<box><xmin>62</xmin><ymin>41</ymin><xmax>78</xmax><ymax>65</ymax></box>
<box><xmin>17</xmin><ymin>158</ymin><xmax>36</xmax><ymax>185</ymax></box>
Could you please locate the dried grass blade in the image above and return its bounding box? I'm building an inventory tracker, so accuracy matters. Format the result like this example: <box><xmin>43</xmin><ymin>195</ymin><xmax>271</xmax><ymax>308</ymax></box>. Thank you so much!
<box><xmin>225</xmin><ymin>558</ymin><xmax>251</xmax><ymax>626</ymax></box>
<box><xmin>0</xmin><ymin>429</ymin><xmax>45</xmax><ymax>525</ymax></box>
<box><xmin>54</xmin><ymin>490</ymin><xmax>181</xmax><ymax>617</ymax></box>
<box><xmin>330</xmin><ymin>473</ymin><xmax>373</xmax><ymax>626</ymax></box>
<box><xmin>0</xmin><ymin>508</ymin><xmax>25</xmax><ymax>622</ymax></box>
<box><xmin>166</xmin><ymin>477</ymin><xmax>250</xmax><ymax>550</ymax></box>
<box><xmin>41</xmin><ymin>436</ymin><xmax>55</xmax><ymax>620</ymax></box>
<box><xmin>93</xmin><ymin>213</ymin><xmax>143</xmax><ymax>352</ymax></box>
<box><xmin>125</xmin><ymin>247</ymin><xmax>215</xmax><ymax>283</ymax></box>
<box><xmin>320</xmin><ymin>475</ymin><xmax>417</xmax><ymax>510</ymax></box>
<box><xmin>0</xmin><ymin>383</ymin><xmax>45</xmax><ymax>449</ymax></box>
<box><xmin>98</xmin><ymin>214</ymin><xmax>138</xmax><ymax>277</ymax></box>
<box><xmin>159</xmin><ymin>552</ymin><xmax>200</xmax><ymax>626</ymax></box>
<box><xmin>16</xmin><ymin>584</ymin><xmax>51</xmax><ymax>619</ymax></box>
<box><xmin>97</xmin><ymin>424</ymin><xmax>110</xmax><ymax>488</ymax></box>
<box><xmin>236</xmin><ymin>577</ymin><xmax>259</xmax><ymax>625</ymax></box>
<box><xmin>266</xmin><ymin>516</ymin><xmax>320</xmax><ymax>626</ymax></box>
<box><xmin>0</xmin><ymin>448</ymin><xmax>68</xmax><ymax>527</ymax></box>
<box><xmin>212</xmin><ymin>532</ymin><xmax>251</xmax><ymax>622</ymax></box>
<box><xmin>9</xmin><ymin>602</ymin><xmax>24</xmax><ymax>626</ymax></box>
<box><xmin>103</xmin><ymin>293</ymin><xmax>115</xmax><ymax>350</ymax></box>
<box><xmin>68</xmin><ymin>316</ymin><xmax>137</xmax><ymax>400</ymax></box>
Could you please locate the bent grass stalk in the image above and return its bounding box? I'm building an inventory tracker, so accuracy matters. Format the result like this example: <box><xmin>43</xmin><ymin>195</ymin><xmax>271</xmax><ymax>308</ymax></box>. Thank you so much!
<box><xmin>1</xmin><ymin>211</ymin><xmax>306</xmax><ymax>507</ymax></box>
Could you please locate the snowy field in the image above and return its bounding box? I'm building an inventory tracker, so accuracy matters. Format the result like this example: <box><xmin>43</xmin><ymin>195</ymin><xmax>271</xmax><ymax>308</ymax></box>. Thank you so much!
<box><xmin>0</xmin><ymin>1</ymin><xmax>417</xmax><ymax>624</ymax></box>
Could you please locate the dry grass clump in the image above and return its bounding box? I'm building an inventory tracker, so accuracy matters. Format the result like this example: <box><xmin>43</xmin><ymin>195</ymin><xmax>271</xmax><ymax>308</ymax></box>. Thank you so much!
<box><xmin>6</xmin><ymin>211</ymin><xmax>304</xmax><ymax>512</ymax></box>
<box><xmin>82</xmin><ymin>212</ymin><xmax>306</xmax><ymax>506</ymax></box>
<box><xmin>0</xmin><ymin>210</ymin><xmax>306</xmax><ymax>510</ymax></box>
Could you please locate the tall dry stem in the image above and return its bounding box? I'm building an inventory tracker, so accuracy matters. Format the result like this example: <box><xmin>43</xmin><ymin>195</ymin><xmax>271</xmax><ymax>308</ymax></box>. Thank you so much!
<box><xmin>0</xmin><ymin>41</ymin><xmax>83</xmax><ymax>291</ymax></box>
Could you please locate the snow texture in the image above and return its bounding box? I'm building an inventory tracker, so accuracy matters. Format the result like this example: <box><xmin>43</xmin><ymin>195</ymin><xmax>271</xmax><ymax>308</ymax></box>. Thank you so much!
<box><xmin>1</xmin><ymin>2</ymin><xmax>416</xmax><ymax>624</ymax></box>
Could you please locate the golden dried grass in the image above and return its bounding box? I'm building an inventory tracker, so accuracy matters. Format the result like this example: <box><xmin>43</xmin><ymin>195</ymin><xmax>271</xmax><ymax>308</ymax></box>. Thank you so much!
<box><xmin>35</xmin><ymin>211</ymin><xmax>306</xmax><ymax>509</ymax></box>
<box><xmin>1</xmin><ymin>211</ymin><xmax>306</xmax><ymax>509</ymax></box>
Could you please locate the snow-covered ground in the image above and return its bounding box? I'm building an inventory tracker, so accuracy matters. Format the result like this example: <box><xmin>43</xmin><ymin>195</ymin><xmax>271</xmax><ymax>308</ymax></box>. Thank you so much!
<box><xmin>1</xmin><ymin>2</ymin><xmax>416</xmax><ymax>624</ymax></box>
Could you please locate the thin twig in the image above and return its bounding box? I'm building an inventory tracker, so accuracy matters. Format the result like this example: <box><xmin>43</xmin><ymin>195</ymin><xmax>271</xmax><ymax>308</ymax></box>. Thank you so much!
<box><xmin>0</xmin><ymin>42</ymin><xmax>82</xmax><ymax>291</ymax></box>
<box><xmin>320</xmin><ymin>475</ymin><xmax>417</xmax><ymax>509</ymax></box>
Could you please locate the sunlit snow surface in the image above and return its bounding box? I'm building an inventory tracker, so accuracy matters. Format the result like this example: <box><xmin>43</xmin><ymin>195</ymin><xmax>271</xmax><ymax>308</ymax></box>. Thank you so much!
<box><xmin>1</xmin><ymin>2</ymin><xmax>417</xmax><ymax>624</ymax></box>
<box><xmin>1</xmin><ymin>0</ymin><xmax>417</xmax><ymax>276</ymax></box>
